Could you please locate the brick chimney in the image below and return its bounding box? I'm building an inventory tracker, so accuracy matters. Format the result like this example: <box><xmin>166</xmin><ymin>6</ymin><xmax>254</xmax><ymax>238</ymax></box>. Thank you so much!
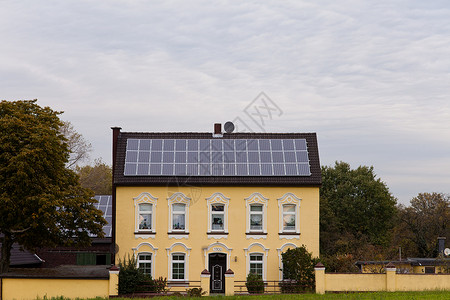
<box><xmin>438</xmin><ymin>237</ymin><xmax>446</xmax><ymax>255</ymax></box>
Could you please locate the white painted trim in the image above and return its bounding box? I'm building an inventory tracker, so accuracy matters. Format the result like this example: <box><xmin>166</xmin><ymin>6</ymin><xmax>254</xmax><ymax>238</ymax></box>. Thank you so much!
<box><xmin>244</xmin><ymin>243</ymin><xmax>269</xmax><ymax>281</ymax></box>
<box><xmin>245</xmin><ymin>192</ymin><xmax>269</xmax><ymax>234</ymax></box>
<box><xmin>246</xmin><ymin>235</ymin><xmax>267</xmax><ymax>240</ymax></box>
<box><xmin>132</xmin><ymin>242</ymin><xmax>158</xmax><ymax>279</ymax></box>
<box><xmin>134</xmin><ymin>192</ymin><xmax>158</xmax><ymax>234</ymax></box>
<box><xmin>168</xmin><ymin>234</ymin><xmax>189</xmax><ymax>239</ymax></box>
<box><xmin>206</xmin><ymin>192</ymin><xmax>230</xmax><ymax>234</ymax></box>
<box><xmin>207</xmin><ymin>234</ymin><xmax>228</xmax><ymax>239</ymax></box>
<box><xmin>134</xmin><ymin>234</ymin><xmax>156</xmax><ymax>239</ymax></box>
<box><xmin>203</xmin><ymin>242</ymin><xmax>233</xmax><ymax>270</ymax></box>
<box><xmin>277</xmin><ymin>193</ymin><xmax>301</xmax><ymax>234</ymax></box>
<box><xmin>277</xmin><ymin>243</ymin><xmax>298</xmax><ymax>280</ymax></box>
<box><xmin>166</xmin><ymin>242</ymin><xmax>192</xmax><ymax>282</ymax></box>
<box><xmin>167</xmin><ymin>192</ymin><xmax>191</xmax><ymax>234</ymax></box>
<box><xmin>278</xmin><ymin>234</ymin><xmax>300</xmax><ymax>240</ymax></box>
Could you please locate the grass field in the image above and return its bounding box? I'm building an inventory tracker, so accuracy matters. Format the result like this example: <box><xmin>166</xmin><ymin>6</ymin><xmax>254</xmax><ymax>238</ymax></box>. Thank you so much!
<box><xmin>110</xmin><ymin>291</ymin><xmax>450</xmax><ymax>300</ymax></box>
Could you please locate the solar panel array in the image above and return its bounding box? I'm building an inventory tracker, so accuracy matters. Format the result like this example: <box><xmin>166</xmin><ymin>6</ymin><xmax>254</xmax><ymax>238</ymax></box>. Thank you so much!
<box><xmin>124</xmin><ymin>139</ymin><xmax>311</xmax><ymax>176</ymax></box>
<box><xmin>92</xmin><ymin>195</ymin><xmax>112</xmax><ymax>237</ymax></box>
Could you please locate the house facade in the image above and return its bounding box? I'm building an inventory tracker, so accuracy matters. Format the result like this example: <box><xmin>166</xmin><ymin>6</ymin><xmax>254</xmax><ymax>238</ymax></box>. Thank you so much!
<box><xmin>112</xmin><ymin>126</ymin><xmax>321</xmax><ymax>292</ymax></box>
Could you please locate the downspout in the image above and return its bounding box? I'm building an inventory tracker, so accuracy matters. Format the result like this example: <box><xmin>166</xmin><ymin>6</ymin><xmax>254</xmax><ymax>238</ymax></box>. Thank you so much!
<box><xmin>111</xmin><ymin>127</ymin><xmax>121</xmax><ymax>265</ymax></box>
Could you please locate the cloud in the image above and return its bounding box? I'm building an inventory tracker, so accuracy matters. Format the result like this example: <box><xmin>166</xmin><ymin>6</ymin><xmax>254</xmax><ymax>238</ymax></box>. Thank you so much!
<box><xmin>1</xmin><ymin>0</ymin><xmax>450</xmax><ymax>204</ymax></box>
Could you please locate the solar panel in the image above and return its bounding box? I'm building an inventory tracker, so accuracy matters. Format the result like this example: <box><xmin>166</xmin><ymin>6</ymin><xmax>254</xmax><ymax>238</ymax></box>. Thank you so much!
<box><xmin>124</xmin><ymin>139</ymin><xmax>311</xmax><ymax>176</ymax></box>
<box><xmin>92</xmin><ymin>195</ymin><xmax>112</xmax><ymax>238</ymax></box>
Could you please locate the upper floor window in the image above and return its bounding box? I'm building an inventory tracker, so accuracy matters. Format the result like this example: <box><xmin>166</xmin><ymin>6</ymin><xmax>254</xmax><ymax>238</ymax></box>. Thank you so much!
<box><xmin>167</xmin><ymin>193</ymin><xmax>191</xmax><ymax>234</ymax></box>
<box><xmin>277</xmin><ymin>193</ymin><xmax>301</xmax><ymax>235</ymax></box>
<box><xmin>139</xmin><ymin>203</ymin><xmax>152</xmax><ymax>230</ymax></box>
<box><xmin>250</xmin><ymin>204</ymin><xmax>263</xmax><ymax>231</ymax></box>
<box><xmin>245</xmin><ymin>193</ymin><xmax>269</xmax><ymax>235</ymax></box>
<box><xmin>211</xmin><ymin>204</ymin><xmax>224</xmax><ymax>230</ymax></box>
<box><xmin>282</xmin><ymin>204</ymin><xmax>296</xmax><ymax>231</ymax></box>
<box><xmin>133</xmin><ymin>192</ymin><xmax>158</xmax><ymax>234</ymax></box>
<box><xmin>137</xmin><ymin>253</ymin><xmax>152</xmax><ymax>275</ymax></box>
<box><xmin>206</xmin><ymin>193</ymin><xmax>230</xmax><ymax>235</ymax></box>
<box><xmin>172</xmin><ymin>203</ymin><xmax>186</xmax><ymax>230</ymax></box>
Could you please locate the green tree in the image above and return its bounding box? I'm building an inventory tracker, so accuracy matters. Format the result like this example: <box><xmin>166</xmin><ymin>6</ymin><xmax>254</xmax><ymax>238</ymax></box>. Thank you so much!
<box><xmin>394</xmin><ymin>193</ymin><xmax>449</xmax><ymax>258</ymax></box>
<box><xmin>0</xmin><ymin>100</ymin><xmax>106</xmax><ymax>273</ymax></box>
<box><xmin>281</xmin><ymin>246</ymin><xmax>317</xmax><ymax>292</ymax></box>
<box><xmin>75</xmin><ymin>158</ymin><xmax>112</xmax><ymax>195</ymax></box>
<box><xmin>320</xmin><ymin>161</ymin><xmax>397</xmax><ymax>257</ymax></box>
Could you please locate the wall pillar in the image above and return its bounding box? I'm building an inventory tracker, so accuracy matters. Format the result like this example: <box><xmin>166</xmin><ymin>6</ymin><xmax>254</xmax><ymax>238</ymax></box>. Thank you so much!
<box><xmin>200</xmin><ymin>269</ymin><xmax>211</xmax><ymax>296</ymax></box>
<box><xmin>385</xmin><ymin>263</ymin><xmax>396</xmax><ymax>292</ymax></box>
<box><xmin>314</xmin><ymin>262</ymin><xmax>325</xmax><ymax>294</ymax></box>
<box><xmin>224</xmin><ymin>269</ymin><xmax>235</xmax><ymax>296</ymax></box>
<box><xmin>109</xmin><ymin>265</ymin><xmax>120</xmax><ymax>296</ymax></box>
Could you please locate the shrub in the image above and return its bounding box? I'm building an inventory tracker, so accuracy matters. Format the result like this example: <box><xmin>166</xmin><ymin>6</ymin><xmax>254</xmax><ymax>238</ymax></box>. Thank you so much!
<box><xmin>281</xmin><ymin>245</ymin><xmax>318</xmax><ymax>292</ymax></box>
<box><xmin>186</xmin><ymin>287</ymin><xmax>205</xmax><ymax>297</ymax></box>
<box><xmin>246</xmin><ymin>272</ymin><xmax>264</xmax><ymax>294</ymax></box>
<box><xmin>118</xmin><ymin>254</ymin><xmax>152</xmax><ymax>294</ymax></box>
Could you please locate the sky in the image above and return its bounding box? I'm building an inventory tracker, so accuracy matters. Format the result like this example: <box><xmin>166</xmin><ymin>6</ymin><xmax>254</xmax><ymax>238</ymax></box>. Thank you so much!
<box><xmin>1</xmin><ymin>0</ymin><xmax>450</xmax><ymax>205</ymax></box>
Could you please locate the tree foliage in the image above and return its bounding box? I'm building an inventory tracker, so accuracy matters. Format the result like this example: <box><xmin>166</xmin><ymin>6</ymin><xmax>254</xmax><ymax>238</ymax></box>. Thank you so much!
<box><xmin>393</xmin><ymin>192</ymin><xmax>450</xmax><ymax>258</ymax></box>
<box><xmin>60</xmin><ymin>120</ymin><xmax>92</xmax><ymax>169</ymax></box>
<box><xmin>0</xmin><ymin>100</ymin><xmax>106</xmax><ymax>273</ymax></box>
<box><xmin>281</xmin><ymin>246</ymin><xmax>317</xmax><ymax>292</ymax></box>
<box><xmin>320</xmin><ymin>161</ymin><xmax>397</xmax><ymax>257</ymax></box>
<box><xmin>75</xmin><ymin>158</ymin><xmax>112</xmax><ymax>195</ymax></box>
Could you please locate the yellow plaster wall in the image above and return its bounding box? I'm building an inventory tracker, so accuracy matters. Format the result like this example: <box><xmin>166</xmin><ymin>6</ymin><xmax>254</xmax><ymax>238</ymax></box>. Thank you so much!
<box><xmin>1</xmin><ymin>278</ymin><xmax>109</xmax><ymax>300</ymax></box>
<box><xmin>115</xmin><ymin>185</ymin><xmax>319</xmax><ymax>283</ymax></box>
<box><xmin>396</xmin><ymin>274</ymin><xmax>450</xmax><ymax>291</ymax></box>
<box><xmin>324</xmin><ymin>274</ymin><xmax>386</xmax><ymax>292</ymax></box>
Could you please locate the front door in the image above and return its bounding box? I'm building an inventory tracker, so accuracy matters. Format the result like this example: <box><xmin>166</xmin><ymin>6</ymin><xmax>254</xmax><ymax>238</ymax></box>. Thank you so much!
<box><xmin>208</xmin><ymin>253</ymin><xmax>226</xmax><ymax>293</ymax></box>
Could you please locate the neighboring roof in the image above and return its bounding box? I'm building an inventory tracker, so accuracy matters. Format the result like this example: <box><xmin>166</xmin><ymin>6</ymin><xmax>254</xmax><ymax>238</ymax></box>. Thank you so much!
<box><xmin>93</xmin><ymin>195</ymin><xmax>112</xmax><ymax>238</ymax></box>
<box><xmin>1</xmin><ymin>265</ymin><xmax>109</xmax><ymax>279</ymax></box>
<box><xmin>114</xmin><ymin>131</ymin><xmax>321</xmax><ymax>186</ymax></box>
<box><xmin>0</xmin><ymin>241</ymin><xmax>43</xmax><ymax>267</ymax></box>
<box><xmin>355</xmin><ymin>257</ymin><xmax>450</xmax><ymax>267</ymax></box>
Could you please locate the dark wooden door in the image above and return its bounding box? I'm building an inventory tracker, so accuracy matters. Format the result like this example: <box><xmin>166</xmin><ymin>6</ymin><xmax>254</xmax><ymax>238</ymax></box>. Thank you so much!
<box><xmin>209</xmin><ymin>253</ymin><xmax>226</xmax><ymax>293</ymax></box>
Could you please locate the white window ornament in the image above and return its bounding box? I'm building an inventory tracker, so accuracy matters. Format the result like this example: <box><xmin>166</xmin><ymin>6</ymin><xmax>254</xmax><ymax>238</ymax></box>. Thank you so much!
<box><xmin>206</xmin><ymin>193</ymin><xmax>230</xmax><ymax>235</ymax></box>
<box><xmin>277</xmin><ymin>193</ymin><xmax>301</xmax><ymax>235</ymax></box>
<box><xmin>133</xmin><ymin>192</ymin><xmax>158</xmax><ymax>234</ymax></box>
<box><xmin>168</xmin><ymin>192</ymin><xmax>191</xmax><ymax>234</ymax></box>
<box><xmin>245</xmin><ymin>193</ymin><xmax>269</xmax><ymax>236</ymax></box>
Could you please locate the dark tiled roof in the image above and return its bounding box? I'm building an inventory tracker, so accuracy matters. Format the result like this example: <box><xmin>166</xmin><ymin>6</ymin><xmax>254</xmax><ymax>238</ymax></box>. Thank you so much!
<box><xmin>1</xmin><ymin>265</ymin><xmax>109</xmax><ymax>278</ymax></box>
<box><xmin>0</xmin><ymin>242</ymin><xmax>43</xmax><ymax>267</ymax></box>
<box><xmin>114</xmin><ymin>132</ymin><xmax>321</xmax><ymax>186</ymax></box>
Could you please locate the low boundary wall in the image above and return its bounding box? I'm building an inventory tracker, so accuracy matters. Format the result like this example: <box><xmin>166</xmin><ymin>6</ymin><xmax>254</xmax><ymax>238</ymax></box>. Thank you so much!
<box><xmin>315</xmin><ymin>263</ymin><xmax>450</xmax><ymax>294</ymax></box>
<box><xmin>0</xmin><ymin>266</ymin><xmax>119</xmax><ymax>300</ymax></box>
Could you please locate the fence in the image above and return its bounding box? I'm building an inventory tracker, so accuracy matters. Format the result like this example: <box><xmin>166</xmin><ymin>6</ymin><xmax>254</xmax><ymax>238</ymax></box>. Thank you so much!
<box><xmin>234</xmin><ymin>280</ymin><xmax>313</xmax><ymax>295</ymax></box>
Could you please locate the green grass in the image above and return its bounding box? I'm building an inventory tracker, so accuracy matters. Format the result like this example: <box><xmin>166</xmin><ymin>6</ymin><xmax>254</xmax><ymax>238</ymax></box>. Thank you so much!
<box><xmin>108</xmin><ymin>291</ymin><xmax>450</xmax><ymax>300</ymax></box>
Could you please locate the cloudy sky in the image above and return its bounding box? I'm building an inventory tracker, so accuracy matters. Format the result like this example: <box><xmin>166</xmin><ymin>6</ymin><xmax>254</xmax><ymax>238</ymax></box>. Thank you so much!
<box><xmin>2</xmin><ymin>0</ymin><xmax>450</xmax><ymax>204</ymax></box>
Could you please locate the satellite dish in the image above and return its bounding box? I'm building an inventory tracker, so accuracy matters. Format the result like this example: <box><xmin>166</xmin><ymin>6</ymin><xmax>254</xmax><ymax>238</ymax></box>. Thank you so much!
<box><xmin>224</xmin><ymin>121</ymin><xmax>235</xmax><ymax>133</ymax></box>
<box><xmin>445</xmin><ymin>248</ymin><xmax>450</xmax><ymax>256</ymax></box>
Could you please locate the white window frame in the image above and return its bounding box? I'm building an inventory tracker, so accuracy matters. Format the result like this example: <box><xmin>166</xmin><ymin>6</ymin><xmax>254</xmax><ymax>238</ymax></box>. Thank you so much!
<box><xmin>132</xmin><ymin>242</ymin><xmax>158</xmax><ymax>279</ymax></box>
<box><xmin>249</xmin><ymin>253</ymin><xmax>264</xmax><ymax>278</ymax></box>
<box><xmin>137</xmin><ymin>252</ymin><xmax>153</xmax><ymax>275</ymax></box>
<box><xmin>206</xmin><ymin>193</ymin><xmax>230</xmax><ymax>235</ymax></box>
<box><xmin>166</xmin><ymin>242</ymin><xmax>191</xmax><ymax>282</ymax></box>
<box><xmin>171</xmin><ymin>253</ymin><xmax>186</xmax><ymax>280</ymax></box>
<box><xmin>277</xmin><ymin>193</ymin><xmax>301</xmax><ymax>235</ymax></box>
<box><xmin>245</xmin><ymin>193</ymin><xmax>269</xmax><ymax>237</ymax></box>
<box><xmin>134</xmin><ymin>192</ymin><xmax>158</xmax><ymax>234</ymax></box>
<box><xmin>244</xmin><ymin>242</ymin><xmax>269</xmax><ymax>281</ymax></box>
<box><xmin>168</xmin><ymin>193</ymin><xmax>191</xmax><ymax>234</ymax></box>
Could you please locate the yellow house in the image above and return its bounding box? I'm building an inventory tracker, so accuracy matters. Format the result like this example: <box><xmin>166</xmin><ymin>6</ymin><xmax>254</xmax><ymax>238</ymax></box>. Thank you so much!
<box><xmin>111</xmin><ymin>126</ymin><xmax>321</xmax><ymax>293</ymax></box>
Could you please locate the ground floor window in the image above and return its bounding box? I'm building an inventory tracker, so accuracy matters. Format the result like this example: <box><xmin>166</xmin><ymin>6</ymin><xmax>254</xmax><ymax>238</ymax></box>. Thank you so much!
<box><xmin>172</xmin><ymin>253</ymin><xmax>185</xmax><ymax>280</ymax></box>
<box><xmin>249</xmin><ymin>253</ymin><xmax>263</xmax><ymax>277</ymax></box>
<box><xmin>137</xmin><ymin>253</ymin><xmax>152</xmax><ymax>275</ymax></box>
